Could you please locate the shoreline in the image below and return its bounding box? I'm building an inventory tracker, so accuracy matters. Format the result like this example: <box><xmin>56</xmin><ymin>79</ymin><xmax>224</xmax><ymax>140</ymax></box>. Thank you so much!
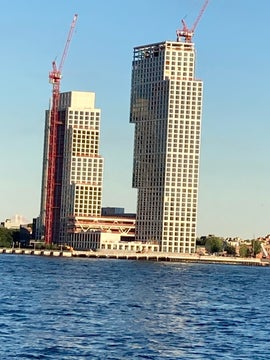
<box><xmin>0</xmin><ymin>248</ymin><xmax>269</xmax><ymax>267</ymax></box>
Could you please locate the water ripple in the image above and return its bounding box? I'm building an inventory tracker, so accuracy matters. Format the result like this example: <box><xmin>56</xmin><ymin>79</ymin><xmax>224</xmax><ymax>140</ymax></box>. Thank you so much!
<box><xmin>0</xmin><ymin>255</ymin><xmax>269</xmax><ymax>359</ymax></box>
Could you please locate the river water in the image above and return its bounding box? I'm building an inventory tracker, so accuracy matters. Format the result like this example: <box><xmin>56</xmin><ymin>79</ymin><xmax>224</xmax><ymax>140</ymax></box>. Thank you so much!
<box><xmin>0</xmin><ymin>254</ymin><xmax>269</xmax><ymax>359</ymax></box>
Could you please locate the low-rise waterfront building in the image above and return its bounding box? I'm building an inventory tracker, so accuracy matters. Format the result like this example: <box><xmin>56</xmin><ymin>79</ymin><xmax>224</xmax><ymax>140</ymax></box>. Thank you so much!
<box><xmin>65</xmin><ymin>213</ymin><xmax>136</xmax><ymax>250</ymax></box>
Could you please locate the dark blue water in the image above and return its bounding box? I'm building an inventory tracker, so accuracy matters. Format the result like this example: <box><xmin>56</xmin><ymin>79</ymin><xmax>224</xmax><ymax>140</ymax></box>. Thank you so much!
<box><xmin>0</xmin><ymin>255</ymin><xmax>269</xmax><ymax>359</ymax></box>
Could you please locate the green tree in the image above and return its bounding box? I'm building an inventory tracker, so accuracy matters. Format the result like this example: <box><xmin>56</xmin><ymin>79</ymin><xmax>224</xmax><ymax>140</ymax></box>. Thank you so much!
<box><xmin>224</xmin><ymin>242</ymin><xmax>236</xmax><ymax>256</ymax></box>
<box><xmin>196</xmin><ymin>236</ymin><xmax>207</xmax><ymax>246</ymax></box>
<box><xmin>239</xmin><ymin>244</ymin><xmax>251</xmax><ymax>258</ymax></box>
<box><xmin>0</xmin><ymin>228</ymin><xmax>13</xmax><ymax>248</ymax></box>
<box><xmin>251</xmin><ymin>240</ymin><xmax>261</xmax><ymax>257</ymax></box>
<box><xmin>11</xmin><ymin>230</ymin><xmax>20</xmax><ymax>246</ymax></box>
<box><xmin>205</xmin><ymin>236</ymin><xmax>224</xmax><ymax>254</ymax></box>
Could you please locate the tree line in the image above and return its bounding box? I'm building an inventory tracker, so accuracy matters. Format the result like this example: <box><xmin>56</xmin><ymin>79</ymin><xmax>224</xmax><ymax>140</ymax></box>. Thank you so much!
<box><xmin>197</xmin><ymin>236</ymin><xmax>262</xmax><ymax>258</ymax></box>
<box><xmin>0</xmin><ymin>226</ymin><xmax>32</xmax><ymax>247</ymax></box>
<box><xmin>0</xmin><ymin>227</ymin><xmax>263</xmax><ymax>258</ymax></box>
<box><xmin>0</xmin><ymin>228</ymin><xmax>15</xmax><ymax>247</ymax></box>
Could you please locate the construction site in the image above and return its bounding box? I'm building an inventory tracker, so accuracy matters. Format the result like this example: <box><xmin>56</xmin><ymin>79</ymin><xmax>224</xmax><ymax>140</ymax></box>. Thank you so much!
<box><xmin>37</xmin><ymin>1</ymin><xmax>214</xmax><ymax>253</ymax></box>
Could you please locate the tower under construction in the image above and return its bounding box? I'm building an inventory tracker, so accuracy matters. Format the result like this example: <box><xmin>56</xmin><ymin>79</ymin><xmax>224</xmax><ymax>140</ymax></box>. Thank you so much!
<box><xmin>39</xmin><ymin>91</ymin><xmax>104</xmax><ymax>245</ymax></box>
<box><xmin>130</xmin><ymin>3</ymin><xmax>208</xmax><ymax>253</ymax></box>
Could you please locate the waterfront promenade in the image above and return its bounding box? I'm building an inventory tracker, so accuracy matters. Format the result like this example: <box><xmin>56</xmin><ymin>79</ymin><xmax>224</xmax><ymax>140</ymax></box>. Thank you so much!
<box><xmin>0</xmin><ymin>247</ymin><xmax>268</xmax><ymax>266</ymax></box>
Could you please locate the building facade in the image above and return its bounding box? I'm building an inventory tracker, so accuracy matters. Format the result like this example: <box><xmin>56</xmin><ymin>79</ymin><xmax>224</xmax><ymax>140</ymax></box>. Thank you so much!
<box><xmin>130</xmin><ymin>40</ymin><xmax>203</xmax><ymax>253</ymax></box>
<box><xmin>66</xmin><ymin>214</ymin><xmax>136</xmax><ymax>250</ymax></box>
<box><xmin>39</xmin><ymin>91</ymin><xmax>104</xmax><ymax>245</ymax></box>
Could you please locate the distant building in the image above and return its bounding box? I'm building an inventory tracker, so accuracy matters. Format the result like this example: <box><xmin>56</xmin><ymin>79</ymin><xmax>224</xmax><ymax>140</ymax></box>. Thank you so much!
<box><xmin>130</xmin><ymin>39</ymin><xmax>203</xmax><ymax>253</ymax></box>
<box><xmin>101</xmin><ymin>207</ymin><xmax>136</xmax><ymax>218</ymax></box>
<box><xmin>102</xmin><ymin>207</ymin><xmax>125</xmax><ymax>216</ymax></box>
<box><xmin>2</xmin><ymin>215</ymin><xmax>29</xmax><ymax>230</ymax></box>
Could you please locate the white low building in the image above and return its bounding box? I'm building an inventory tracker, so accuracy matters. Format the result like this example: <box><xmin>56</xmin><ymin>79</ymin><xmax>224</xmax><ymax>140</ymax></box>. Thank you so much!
<box><xmin>2</xmin><ymin>215</ymin><xmax>29</xmax><ymax>230</ymax></box>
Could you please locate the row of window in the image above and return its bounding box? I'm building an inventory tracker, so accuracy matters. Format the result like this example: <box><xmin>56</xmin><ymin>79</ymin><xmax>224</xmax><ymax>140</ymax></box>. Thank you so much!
<box><xmin>165</xmin><ymin>177</ymin><xmax>199</xmax><ymax>184</ymax></box>
<box><xmin>69</xmin><ymin>116</ymin><xmax>98</xmax><ymax>121</ymax></box>
<box><xmin>72</xmin><ymin>149</ymin><xmax>99</xmax><ymax>156</ymax></box>
<box><xmin>71</xmin><ymin>169</ymin><xmax>102</xmax><ymax>175</ymax></box>
<box><xmin>72</xmin><ymin>179</ymin><xmax>102</xmax><ymax>186</ymax></box>
<box><xmin>69</xmin><ymin>120</ymin><xmax>100</xmax><ymax>128</ymax></box>
<box><xmin>162</xmin><ymin>247</ymin><xmax>195</xmax><ymax>253</ymax></box>
<box><xmin>165</xmin><ymin>52</ymin><xmax>194</xmax><ymax>59</ymax></box>
<box><xmin>73</xmin><ymin>131</ymin><xmax>99</xmax><ymax>138</ymax></box>
<box><xmin>69</xmin><ymin>110</ymin><xmax>99</xmax><ymax>116</ymax></box>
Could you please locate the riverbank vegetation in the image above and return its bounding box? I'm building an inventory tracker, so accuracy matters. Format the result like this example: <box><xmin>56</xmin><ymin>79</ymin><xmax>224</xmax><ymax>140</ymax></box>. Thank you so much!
<box><xmin>196</xmin><ymin>235</ymin><xmax>262</xmax><ymax>258</ymax></box>
<box><xmin>0</xmin><ymin>228</ymin><xmax>13</xmax><ymax>247</ymax></box>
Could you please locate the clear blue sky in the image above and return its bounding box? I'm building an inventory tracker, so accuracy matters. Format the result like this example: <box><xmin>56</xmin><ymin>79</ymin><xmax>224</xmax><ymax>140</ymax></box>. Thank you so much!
<box><xmin>1</xmin><ymin>0</ymin><xmax>270</xmax><ymax>239</ymax></box>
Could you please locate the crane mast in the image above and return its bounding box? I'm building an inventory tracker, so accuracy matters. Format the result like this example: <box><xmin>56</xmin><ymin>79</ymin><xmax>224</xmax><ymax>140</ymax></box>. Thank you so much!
<box><xmin>176</xmin><ymin>0</ymin><xmax>209</xmax><ymax>43</ymax></box>
<box><xmin>45</xmin><ymin>14</ymin><xmax>78</xmax><ymax>245</ymax></box>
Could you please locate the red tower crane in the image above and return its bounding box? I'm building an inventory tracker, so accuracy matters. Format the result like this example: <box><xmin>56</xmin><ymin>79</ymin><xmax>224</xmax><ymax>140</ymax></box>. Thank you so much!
<box><xmin>176</xmin><ymin>0</ymin><xmax>209</xmax><ymax>43</ymax></box>
<box><xmin>45</xmin><ymin>14</ymin><xmax>78</xmax><ymax>244</ymax></box>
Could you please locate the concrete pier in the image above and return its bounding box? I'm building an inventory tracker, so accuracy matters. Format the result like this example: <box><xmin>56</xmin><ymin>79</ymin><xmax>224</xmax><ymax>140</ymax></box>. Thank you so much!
<box><xmin>0</xmin><ymin>248</ymin><xmax>268</xmax><ymax>266</ymax></box>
